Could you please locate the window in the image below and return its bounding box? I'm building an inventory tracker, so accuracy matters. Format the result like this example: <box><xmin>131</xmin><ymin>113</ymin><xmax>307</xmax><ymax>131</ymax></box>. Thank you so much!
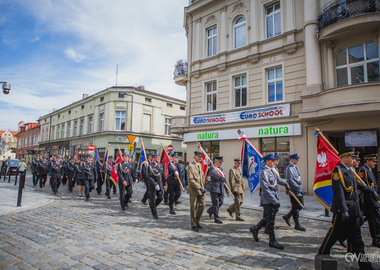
<box><xmin>88</xmin><ymin>115</ymin><xmax>93</xmax><ymax>134</ymax></box>
<box><xmin>266</xmin><ymin>2</ymin><xmax>281</xmax><ymax>38</ymax></box>
<box><xmin>234</xmin><ymin>74</ymin><xmax>247</xmax><ymax>107</ymax></box>
<box><xmin>81</xmin><ymin>105</ymin><xmax>84</xmax><ymax>110</ymax></box>
<box><xmin>145</xmin><ymin>97</ymin><xmax>152</xmax><ymax>103</ymax></box>
<box><xmin>336</xmin><ymin>42</ymin><xmax>379</xmax><ymax>86</ymax></box>
<box><xmin>61</xmin><ymin>123</ymin><xmax>65</xmax><ymax>139</ymax></box>
<box><xmin>56</xmin><ymin>125</ymin><xmax>60</xmax><ymax>139</ymax></box>
<box><xmin>267</xmin><ymin>67</ymin><xmax>283</xmax><ymax>103</ymax></box>
<box><xmin>165</xmin><ymin>118</ymin><xmax>171</xmax><ymax>135</ymax></box>
<box><xmin>206</xmin><ymin>26</ymin><xmax>217</xmax><ymax>57</ymax></box>
<box><xmin>100</xmin><ymin>97</ymin><xmax>104</xmax><ymax>102</ymax></box>
<box><xmin>67</xmin><ymin>122</ymin><xmax>71</xmax><ymax>137</ymax></box>
<box><xmin>234</xmin><ymin>16</ymin><xmax>246</xmax><ymax>48</ymax></box>
<box><xmin>51</xmin><ymin>126</ymin><xmax>55</xmax><ymax>140</ymax></box>
<box><xmin>166</xmin><ymin>103</ymin><xmax>173</xmax><ymax>108</ymax></box>
<box><xmin>143</xmin><ymin>114</ymin><xmax>151</xmax><ymax>133</ymax></box>
<box><xmin>206</xmin><ymin>81</ymin><xmax>217</xmax><ymax>111</ymax></box>
<box><xmin>99</xmin><ymin>113</ymin><xmax>104</xmax><ymax>132</ymax></box>
<box><xmin>68</xmin><ymin>110</ymin><xmax>71</xmax><ymax>114</ymax></box>
<box><xmin>115</xmin><ymin>111</ymin><xmax>126</xmax><ymax>131</ymax></box>
<box><xmin>180</xmin><ymin>106</ymin><xmax>185</xmax><ymax>111</ymax></box>
<box><xmin>41</xmin><ymin>128</ymin><xmax>45</xmax><ymax>142</ymax></box>
<box><xmin>119</xmin><ymin>92</ymin><xmax>125</xmax><ymax>98</ymax></box>
<box><xmin>79</xmin><ymin>118</ymin><xmax>84</xmax><ymax>136</ymax></box>
<box><xmin>73</xmin><ymin>120</ymin><xmax>78</xmax><ymax>136</ymax></box>
<box><xmin>201</xmin><ymin>141</ymin><xmax>219</xmax><ymax>160</ymax></box>
<box><xmin>260</xmin><ymin>137</ymin><xmax>290</xmax><ymax>178</ymax></box>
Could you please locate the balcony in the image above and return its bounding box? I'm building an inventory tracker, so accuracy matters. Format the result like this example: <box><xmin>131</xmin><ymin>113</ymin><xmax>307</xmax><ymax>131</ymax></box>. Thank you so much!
<box><xmin>318</xmin><ymin>0</ymin><xmax>380</xmax><ymax>40</ymax></box>
<box><xmin>173</xmin><ymin>59</ymin><xmax>188</xmax><ymax>87</ymax></box>
<box><xmin>170</xmin><ymin>115</ymin><xmax>187</xmax><ymax>135</ymax></box>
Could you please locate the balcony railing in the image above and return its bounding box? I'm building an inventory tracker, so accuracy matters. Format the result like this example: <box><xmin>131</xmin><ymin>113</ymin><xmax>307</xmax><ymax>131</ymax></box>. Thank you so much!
<box><xmin>318</xmin><ymin>0</ymin><xmax>380</xmax><ymax>31</ymax></box>
<box><xmin>173</xmin><ymin>59</ymin><xmax>188</xmax><ymax>77</ymax></box>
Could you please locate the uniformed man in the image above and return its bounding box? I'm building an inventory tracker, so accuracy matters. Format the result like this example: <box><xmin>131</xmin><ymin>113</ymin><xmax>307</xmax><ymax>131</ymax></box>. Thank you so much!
<box><xmin>353</xmin><ymin>152</ymin><xmax>361</xmax><ymax>170</ymax></box>
<box><xmin>62</xmin><ymin>156</ymin><xmax>69</xmax><ymax>186</ymax></box>
<box><xmin>358</xmin><ymin>154</ymin><xmax>380</xmax><ymax>247</ymax></box>
<box><xmin>187</xmin><ymin>151</ymin><xmax>206</xmax><ymax>232</ymax></box>
<box><xmin>117</xmin><ymin>153</ymin><xmax>133</xmax><ymax>210</ymax></box>
<box><xmin>104</xmin><ymin>156</ymin><xmax>114</xmax><ymax>199</ymax></box>
<box><xmin>74</xmin><ymin>158</ymin><xmax>86</xmax><ymax>197</ymax></box>
<box><xmin>31</xmin><ymin>154</ymin><xmax>41</xmax><ymax>187</ymax></box>
<box><xmin>318</xmin><ymin>148</ymin><xmax>376</xmax><ymax>270</ymax></box>
<box><xmin>207</xmin><ymin>156</ymin><xmax>226</xmax><ymax>224</ymax></box>
<box><xmin>227</xmin><ymin>158</ymin><xmax>246</xmax><ymax>221</ymax></box>
<box><xmin>167</xmin><ymin>153</ymin><xmax>181</xmax><ymax>215</ymax></box>
<box><xmin>145</xmin><ymin>153</ymin><xmax>164</xmax><ymax>219</ymax></box>
<box><xmin>250</xmin><ymin>153</ymin><xmax>290</xmax><ymax>250</ymax></box>
<box><xmin>283</xmin><ymin>153</ymin><xmax>306</xmax><ymax>231</ymax></box>
<box><xmin>49</xmin><ymin>155</ymin><xmax>63</xmax><ymax>195</ymax></box>
<box><xmin>66</xmin><ymin>157</ymin><xmax>76</xmax><ymax>193</ymax></box>
<box><xmin>38</xmin><ymin>156</ymin><xmax>49</xmax><ymax>188</ymax></box>
<box><xmin>141</xmin><ymin>153</ymin><xmax>154</xmax><ymax>205</ymax></box>
<box><xmin>83</xmin><ymin>154</ymin><xmax>97</xmax><ymax>201</ymax></box>
<box><xmin>96</xmin><ymin>157</ymin><xmax>104</xmax><ymax>195</ymax></box>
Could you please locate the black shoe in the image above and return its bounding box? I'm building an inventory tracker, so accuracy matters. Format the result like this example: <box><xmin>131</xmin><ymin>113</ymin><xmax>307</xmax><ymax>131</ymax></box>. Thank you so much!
<box><xmin>264</xmin><ymin>229</ymin><xmax>269</xmax><ymax>235</ymax></box>
<box><xmin>85</xmin><ymin>196</ymin><xmax>90</xmax><ymax>201</ymax></box>
<box><xmin>106</xmin><ymin>194</ymin><xmax>111</xmax><ymax>199</ymax></box>
<box><xmin>283</xmin><ymin>216</ymin><xmax>291</xmax><ymax>227</ymax></box>
<box><xmin>141</xmin><ymin>199</ymin><xmax>147</xmax><ymax>205</ymax></box>
<box><xmin>170</xmin><ymin>209</ymin><xmax>176</xmax><ymax>215</ymax></box>
<box><xmin>175</xmin><ymin>201</ymin><xmax>181</xmax><ymax>205</ymax></box>
<box><xmin>164</xmin><ymin>201</ymin><xmax>169</xmax><ymax>205</ymax></box>
<box><xmin>227</xmin><ymin>209</ymin><xmax>233</xmax><ymax>217</ymax></box>
<box><xmin>250</xmin><ymin>226</ymin><xmax>259</xmax><ymax>242</ymax></box>
<box><xmin>192</xmin><ymin>226</ymin><xmax>199</xmax><ymax>232</ymax></box>
<box><xmin>208</xmin><ymin>211</ymin><xmax>213</xmax><ymax>219</ymax></box>
<box><xmin>236</xmin><ymin>218</ymin><xmax>244</xmax><ymax>221</ymax></box>
<box><xmin>338</xmin><ymin>239</ymin><xmax>346</xmax><ymax>248</ymax></box>
<box><xmin>113</xmin><ymin>190</ymin><xmax>116</xmax><ymax>194</ymax></box>
<box><xmin>153</xmin><ymin>214</ymin><xmax>159</xmax><ymax>219</ymax></box>
<box><xmin>121</xmin><ymin>207</ymin><xmax>126</xmax><ymax>211</ymax></box>
<box><xmin>197</xmin><ymin>223</ymin><xmax>203</xmax><ymax>229</ymax></box>
<box><xmin>295</xmin><ymin>224</ymin><xmax>306</xmax><ymax>231</ymax></box>
<box><xmin>372</xmin><ymin>240</ymin><xmax>380</xmax><ymax>248</ymax></box>
<box><xmin>269</xmin><ymin>240</ymin><xmax>284</xmax><ymax>250</ymax></box>
<box><xmin>215</xmin><ymin>219</ymin><xmax>223</xmax><ymax>224</ymax></box>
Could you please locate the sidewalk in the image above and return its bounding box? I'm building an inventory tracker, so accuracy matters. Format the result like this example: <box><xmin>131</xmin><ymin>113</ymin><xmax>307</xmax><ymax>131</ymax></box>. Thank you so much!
<box><xmin>0</xmin><ymin>175</ymin><xmax>55</xmax><ymax>216</ymax></box>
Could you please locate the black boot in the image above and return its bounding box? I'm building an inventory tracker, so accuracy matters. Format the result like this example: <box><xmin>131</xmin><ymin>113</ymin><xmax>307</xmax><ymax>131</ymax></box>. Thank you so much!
<box><xmin>283</xmin><ymin>213</ymin><xmax>291</xmax><ymax>227</ymax></box>
<box><xmin>170</xmin><ymin>205</ymin><xmax>176</xmax><ymax>215</ymax></box>
<box><xmin>294</xmin><ymin>218</ymin><xmax>306</xmax><ymax>231</ymax></box>
<box><xmin>250</xmin><ymin>226</ymin><xmax>259</xmax><ymax>242</ymax></box>
<box><xmin>269</xmin><ymin>234</ymin><xmax>284</xmax><ymax>250</ymax></box>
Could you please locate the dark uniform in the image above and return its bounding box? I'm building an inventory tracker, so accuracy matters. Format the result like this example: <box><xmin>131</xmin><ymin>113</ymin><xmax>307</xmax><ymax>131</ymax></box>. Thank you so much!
<box><xmin>104</xmin><ymin>157</ymin><xmax>114</xmax><ymax>199</ymax></box>
<box><xmin>38</xmin><ymin>158</ymin><xmax>49</xmax><ymax>188</ymax></box>
<box><xmin>73</xmin><ymin>160</ymin><xmax>86</xmax><ymax>196</ymax></box>
<box><xmin>83</xmin><ymin>156</ymin><xmax>97</xmax><ymax>201</ymax></box>
<box><xmin>95</xmin><ymin>158</ymin><xmax>104</xmax><ymax>195</ymax></box>
<box><xmin>250</xmin><ymin>153</ymin><xmax>289</xmax><ymax>250</ymax></box>
<box><xmin>146</xmin><ymin>154</ymin><xmax>164</xmax><ymax>219</ymax></box>
<box><xmin>207</xmin><ymin>156</ymin><xmax>226</xmax><ymax>224</ymax></box>
<box><xmin>66</xmin><ymin>159</ymin><xmax>76</xmax><ymax>192</ymax></box>
<box><xmin>49</xmin><ymin>157</ymin><xmax>63</xmax><ymax>194</ymax></box>
<box><xmin>140</xmin><ymin>158</ymin><xmax>151</xmax><ymax>205</ymax></box>
<box><xmin>283</xmin><ymin>153</ymin><xmax>305</xmax><ymax>231</ymax></box>
<box><xmin>358</xmin><ymin>154</ymin><xmax>380</xmax><ymax>247</ymax></box>
<box><xmin>31</xmin><ymin>156</ymin><xmax>40</xmax><ymax>186</ymax></box>
<box><xmin>62</xmin><ymin>157</ymin><xmax>69</xmax><ymax>186</ymax></box>
<box><xmin>117</xmin><ymin>156</ymin><xmax>133</xmax><ymax>210</ymax></box>
<box><xmin>318</xmin><ymin>149</ymin><xmax>375</xmax><ymax>270</ymax></box>
<box><xmin>167</xmin><ymin>159</ymin><xmax>181</xmax><ymax>215</ymax></box>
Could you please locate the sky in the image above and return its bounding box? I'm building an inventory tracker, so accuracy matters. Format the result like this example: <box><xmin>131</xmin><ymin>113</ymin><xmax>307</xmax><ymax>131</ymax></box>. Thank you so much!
<box><xmin>0</xmin><ymin>0</ymin><xmax>189</xmax><ymax>131</ymax></box>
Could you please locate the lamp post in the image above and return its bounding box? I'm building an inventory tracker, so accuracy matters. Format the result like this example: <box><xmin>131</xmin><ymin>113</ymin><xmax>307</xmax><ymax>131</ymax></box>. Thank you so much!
<box><xmin>0</xmin><ymin>81</ymin><xmax>11</xmax><ymax>95</ymax></box>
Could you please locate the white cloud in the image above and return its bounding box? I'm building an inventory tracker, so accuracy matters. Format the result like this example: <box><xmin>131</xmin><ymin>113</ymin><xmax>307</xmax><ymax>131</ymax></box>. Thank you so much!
<box><xmin>64</xmin><ymin>47</ymin><xmax>85</xmax><ymax>63</ymax></box>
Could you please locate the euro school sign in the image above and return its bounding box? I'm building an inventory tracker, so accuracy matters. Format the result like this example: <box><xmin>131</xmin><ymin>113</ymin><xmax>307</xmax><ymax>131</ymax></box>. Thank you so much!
<box><xmin>190</xmin><ymin>104</ymin><xmax>290</xmax><ymax>126</ymax></box>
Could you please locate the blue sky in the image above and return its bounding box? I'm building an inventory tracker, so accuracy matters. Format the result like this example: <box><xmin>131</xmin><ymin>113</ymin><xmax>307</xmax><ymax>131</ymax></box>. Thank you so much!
<box><xmin>0</xmin><ymin>0</ymin><xmax>188</xmax><ymax>130</ymax></box>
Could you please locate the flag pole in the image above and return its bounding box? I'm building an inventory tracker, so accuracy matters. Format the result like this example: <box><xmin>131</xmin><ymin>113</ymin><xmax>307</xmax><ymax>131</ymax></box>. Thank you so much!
<box><xmin>161</xmin><ymin>143</ymin><xmax>184</xmax><ymax>191</ymax></box>
<box><xmin>103</xmin><ymin>144</ymin><xmax>110</xmax><ymax>184</ymax></box>
<box><xmin>197</xmin><ymin>142</ymin><xmax>235</xmax><ymax>199</ymax></box>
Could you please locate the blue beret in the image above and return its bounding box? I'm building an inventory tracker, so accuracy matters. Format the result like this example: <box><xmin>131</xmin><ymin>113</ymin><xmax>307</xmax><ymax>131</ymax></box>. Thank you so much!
<box><xmin>172</xmin><ymin>153</ymin><xmax>178</xmax><ymax>157</ymax></box>
<box><xmin>273</xmin><ymin>152</ymin><xmax>279</xmax><ymax>159</ymax></box>
<box><xmin>87</xmin><ymin>154</ymin><xmax>93</xmax><ymax>158</ymax></box>
<box><xmin>122</xmin><ymin>153</ymin><xmax>128</xmax><ymax>157</ymax></box>
<box><xmin>289</xmin><ymin>153</ymin><xmax>300</xmax><ymax>159</ymax></box>
<box><xmin>263</xmin><ymin>153</ymin><xmax>274</xmax><ymax>161</ymax></box>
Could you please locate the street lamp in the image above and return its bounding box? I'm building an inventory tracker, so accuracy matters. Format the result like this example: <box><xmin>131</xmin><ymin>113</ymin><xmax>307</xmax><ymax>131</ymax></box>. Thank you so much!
<box><xmin>0</xmin><ymin>81</ymin><xmax>11</xmax><ymax>95</ymax></box>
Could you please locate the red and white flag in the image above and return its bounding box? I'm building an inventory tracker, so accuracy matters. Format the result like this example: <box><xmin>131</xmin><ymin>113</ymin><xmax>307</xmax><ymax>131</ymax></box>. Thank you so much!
<box><xmin>110</xmin><ymin>151</ymin><xmax>123</xmax><ymax>186</ymax></box>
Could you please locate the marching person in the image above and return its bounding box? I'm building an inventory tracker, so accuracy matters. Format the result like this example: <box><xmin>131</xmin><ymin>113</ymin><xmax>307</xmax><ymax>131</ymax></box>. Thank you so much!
<box><xmin>104</xmin><ymin>156</ymin><xmax>114</xmax><ymax>199</ymax></box>
<box><xmin>207</xmin><ymin>156</ymin><xmax>226</xmax><ymax>224</ymax></box>
<box><xmin>187</xmin><ymin>151</ymin><xmax>206</xmax><ymax>232</ymax></box>
<box><xmin>31</xmin><ymin>154</ymin><xmax>40</xmax><ymax>187</ymax></box>
<box><xmin>49</xmin><ymin>155</ymin><xmax>63</xmax><ymax>195</ymax></box>
<box><xmin>83</xmin><ymin>154</ymin><xmax>97</xmax><ymax>201</ymax></box>
<box><xmin>117</xmin><ymin>153</ymin><xmax>133</xmax><ymax>210</ymax></box>
<box><xmin>227</xmin><ymin>158</ymin><xmax>246</xmax><ymax>221</ymax></box>
<box><xmin>74</xmin><ymin>158</ymin><xmax>86</xmax><ymax>197</ymax></box>
<box><xmin>358</xmin><ymin>154</ymin><xmax>380</xmax><ymax>248</ymax></box>
<box><xmin>96</xmin><ymin>157</ymin><xmax>104</xmax><ymax>195</ymax></box>
<box><xmin>250</xmin><ymin>153</ymin><xmax>290</xmax><ymax>250</ymax></box>
<box><xmin>141</xmin><ymin>153</ymin><xmax>154</xmax><ymax>205</ymax></box>
<box><xmin>66</xmin><ymin>157</ymin><xmax>76</xmax><ymax>193</ymax></box>
<box><xmin>38</xmin><ymin>157</ymin><xmax>49</xmax><ymax>188</ymax></box>
<box><xmin>283</xmin><ymin>153</ymin><xmax>306</xmax><ymax>231</ymax></box>
<box><xmin>146</xmin><ymin>153</ymin><xmax>164</xmax><ymax>219</ymax></box>
<box><xmin>318</xmin><ymin>149</ymin><xmax>376</xmax><ymax>270</ymax></box>
<box><xmin>62</xmin><ymin>156</ymin><xmax>69</xmax><ymax>186</ymax></box>
<box><xmin>167</xmin><ymin>153</ymin><xmax>181</xmax><ymax>215</ymax></box>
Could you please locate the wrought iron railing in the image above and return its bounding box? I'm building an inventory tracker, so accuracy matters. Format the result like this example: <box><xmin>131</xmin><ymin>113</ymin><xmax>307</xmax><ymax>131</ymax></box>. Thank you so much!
<box><xmin>173</xmin><ymin>59</ymin><xmax>188</xmax><ymax>77</ymax></box>
<box><xmin>318</xmin><ymin>0</ymin><xmax>380</xmax><ymax>31</ymax></box>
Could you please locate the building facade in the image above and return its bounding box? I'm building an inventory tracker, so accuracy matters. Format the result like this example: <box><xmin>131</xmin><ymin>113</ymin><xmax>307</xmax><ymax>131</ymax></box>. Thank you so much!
<box><xmin>0</xmin><ymin>130</ymin><xmax>18</xmax><ymax>158</ymax></box>
<box><xmin>173</xmin><ymin>0</ymin><xmax>380</xmax><ymax>193</ymax></box>
<box><xmin>39</xmin><ymin>86</ymin><xmax>187</xmax><ymax>161</ymax></box>
<box><xmin>15</xmin><ymin>121</ymin><xmax>41</xmax><ymax>163</ymax></box>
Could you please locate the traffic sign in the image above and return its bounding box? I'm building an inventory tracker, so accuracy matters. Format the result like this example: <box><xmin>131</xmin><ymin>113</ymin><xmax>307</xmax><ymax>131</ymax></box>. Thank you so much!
<box><xmin>89</xmin><ymin>144</ymin><xmax>95</xmax><ymax>151</ymax></box>
<box><xmin>128</xmin><ymin>144</ymin><xmax>134</xmax><ymax>151</ymax></box>
<box><xmin>127</xmin><ymin>135</ymin><xmax>137</xmax><ymax>144</ymax></box>
<box><xmin>167</xmin><ymin>145</ymin><xmax>173</xmax><ymax>152</ymax></box>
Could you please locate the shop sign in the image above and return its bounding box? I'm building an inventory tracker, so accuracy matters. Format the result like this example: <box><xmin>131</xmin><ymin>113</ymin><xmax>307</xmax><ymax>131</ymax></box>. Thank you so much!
<box><xmin>190</xmin><ymin>104</ymin><xmax>290</xmax><ymax>126</ymax></box>
<box><xmin>184</xmin><ymin>123</ymin><xmax>301</xmax><ymax>142</ymax></box>
<box><xmin>345</xmin><ymin>130</ymin><xmax>378</xmax><ymax>147</ymax></box>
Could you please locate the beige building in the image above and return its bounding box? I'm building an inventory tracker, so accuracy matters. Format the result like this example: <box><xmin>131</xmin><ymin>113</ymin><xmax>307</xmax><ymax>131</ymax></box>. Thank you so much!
<box><xmin>39</xmin><ymin>86</ymin><xmax>187</xmax><ymax>160</ymax></box>
<box><xmin>173</xmin><ymin>0</ymin><xmax>380</xmax><ymax>193</ymax></box>
<box><xmin>0</xmin><ymin>130</ymin><xmax>18</xmax><ymax>159</ymax></box>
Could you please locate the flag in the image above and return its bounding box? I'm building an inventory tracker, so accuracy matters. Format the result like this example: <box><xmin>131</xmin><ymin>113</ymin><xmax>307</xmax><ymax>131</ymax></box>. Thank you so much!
<box><xmin>240</xmin><ymin>137</ymin><xmax>265</xmax><ymax>194</ymax></box>
<box><xmin>198</xmin><ymin>148</ymin><xmax>209</xmax><ymax>177</ymax></box>
<box><xmin>137</xmin><ymin>140</ymin><xmax>148</xmax><ymax>172</ymax></box>
<box><xmin>110</xmin><ymin>151</ymin><xmax>123</xmax><ymax>186</ymax></box>
<box><xmin>102</xmin><ymin>148</ymin><xmax>109</xmax><ymax>169</ymax></box>
<box><xmin>160</xmin><ymin>148</ymin><xmax>170</xmax><ymax>179</ymax></box>
<box><xmin>94</xmin><ymin>147</ymin><xmax>102</xmax><ymax>169</ymax></box>
<box><xmin>313</xmin><ymin>134</ymin><xmax>341</xmax><ymax>210</ymax></box>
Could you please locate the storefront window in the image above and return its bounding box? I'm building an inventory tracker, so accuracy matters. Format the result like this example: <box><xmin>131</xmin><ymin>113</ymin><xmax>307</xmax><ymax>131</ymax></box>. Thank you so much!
<box><xmin>260</xmin><ymin>136</ymin><xmax>290</xmax><ymax>178</ymax></box>
<box><xmin>201</xmin><ymin>141</ymin><xmax>219</xmax><ymax>160</ymax></box>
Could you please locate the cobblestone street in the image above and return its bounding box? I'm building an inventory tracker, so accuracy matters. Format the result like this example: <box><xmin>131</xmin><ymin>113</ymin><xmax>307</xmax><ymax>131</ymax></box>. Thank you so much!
<box><xmin>1</xmin><ymin>175</ymin><xmax>380</xmax><ymax>269</ymax></box>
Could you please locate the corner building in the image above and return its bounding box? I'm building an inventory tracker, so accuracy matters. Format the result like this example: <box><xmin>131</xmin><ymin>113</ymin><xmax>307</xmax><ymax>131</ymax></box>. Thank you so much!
<box><xmin>172</xmin><ymin>0</ymin><xmax>380</xmax><ymax>193</ymax></box>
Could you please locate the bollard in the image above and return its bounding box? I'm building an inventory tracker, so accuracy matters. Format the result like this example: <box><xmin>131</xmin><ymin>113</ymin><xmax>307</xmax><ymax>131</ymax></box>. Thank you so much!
<box><xmin>17</xmin><ymin>170</ymin><xmax>26</xmax><ymax>207</ymax></box>
<box><xmin>324</xmin><ymin>208</ymin><xmax>330</xmax><ymax>217</ymax></box>
<box><xmin>14</xmin><ymin>170</ymin><xmax>18</xmax><ymax>186</ymax></box>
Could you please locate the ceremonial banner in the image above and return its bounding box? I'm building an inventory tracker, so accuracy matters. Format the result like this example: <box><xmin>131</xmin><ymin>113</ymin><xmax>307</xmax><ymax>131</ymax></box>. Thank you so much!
<box><xmin>94</xmin><ymin>147</ymin><xmax>102</xmax><ymax>169</ymax></box>
<box><xmin>137</xmin><ymin>140</ymin><xmax>148</xmax><ymax>172</ymax></box>
<box><xmin>110</xmin><ymin>151</ymin><xmax>123</xmax><ymax>186</ymax></box>
<box><xmin>160</xmin><ymin>148</ymin><xmax>171</xmax><ymax>179</ymax></box>
<box><xmin>240</xmin><ymin>136</ymin><xmax>264</xmax><ymax>194</ymax></box>
<box><xmin>313</xmin><ymin>134</ymin><xmax>341</xmax><ymax>210</ymax></box>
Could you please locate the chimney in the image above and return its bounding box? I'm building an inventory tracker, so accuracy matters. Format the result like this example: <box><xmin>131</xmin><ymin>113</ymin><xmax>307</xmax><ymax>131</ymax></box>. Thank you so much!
<box><xmin>137</xmin><ymin>86</ymin><xmax>145</xmax><ymax>90</ymax></box>
<box><xmin>83</xmin><ymin>93</ymin><xmax>89</xmax><ymax>99</ymax></box>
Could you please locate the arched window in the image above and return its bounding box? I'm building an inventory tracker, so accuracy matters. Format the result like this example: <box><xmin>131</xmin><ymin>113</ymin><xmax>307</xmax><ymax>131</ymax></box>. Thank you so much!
<box><xmin>234</xmin><ymin>16</ymin><xmax>246</xmax><ymax>49</ymax></box>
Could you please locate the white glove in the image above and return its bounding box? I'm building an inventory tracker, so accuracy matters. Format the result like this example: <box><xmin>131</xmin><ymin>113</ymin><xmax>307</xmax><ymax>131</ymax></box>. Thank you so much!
<box><xmin>155</xmin><ymin>185</ymin><xmax>160</xmax><ymax>191</ymax></box>
<box><xmin>174</xmin><ymin>171</ymin><xmax>179</xmax><ymax>177</ymax></box>
<box><xmin>135</xmin><ymin>179</ymin><xmax>139</xmax><ymax>183</ymax></box>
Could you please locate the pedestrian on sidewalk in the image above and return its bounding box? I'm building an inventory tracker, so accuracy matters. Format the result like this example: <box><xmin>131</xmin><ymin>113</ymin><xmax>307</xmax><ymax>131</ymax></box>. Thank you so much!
<box><xmin>31</xmin><ymin>154</ymin><xmax>41</xmax><ymax>186</ymax></box>
<box><xmin>18</xmin><ymin>158</ymin><xmax>27</xmax><ymax>188</ymax></box>
<box><xmin>227</xmin><ymin>158</ymin><xmax>246</xmax><ymax>221</ymax></box>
